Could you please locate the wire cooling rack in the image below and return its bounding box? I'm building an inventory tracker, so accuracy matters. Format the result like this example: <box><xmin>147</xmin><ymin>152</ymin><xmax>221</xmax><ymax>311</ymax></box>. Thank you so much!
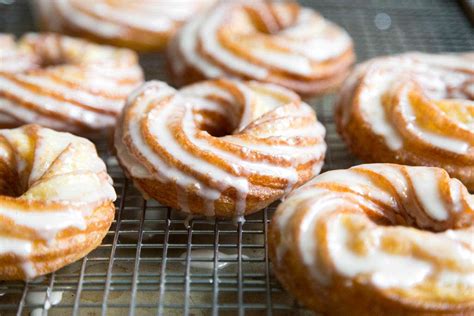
<box><xmin>0</xmin><ymin>0</ymin><xmax>473</xmax><ymax>315</ymax></box>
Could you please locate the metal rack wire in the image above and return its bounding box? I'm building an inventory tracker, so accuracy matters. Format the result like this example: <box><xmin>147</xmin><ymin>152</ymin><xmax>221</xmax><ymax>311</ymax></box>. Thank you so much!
<box><xmin>0</xmin><ymin>0</ymin><xmax>473</xmax><ymax>315</ymax></box>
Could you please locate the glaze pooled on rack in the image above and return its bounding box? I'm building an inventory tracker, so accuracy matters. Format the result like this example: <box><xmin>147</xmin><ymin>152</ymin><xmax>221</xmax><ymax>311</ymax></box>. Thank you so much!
<box><xmin>0</xmin><ymin>33</ymin><xmax>143</xmax><ymax>134</ymax></box>
<box><xmin>32</xmin><ymin>0</ymin><xmax>216</xmax><ymax>51</ymax></box>
<box><xmin>269</xmin><ymin>163</ymin><xmax>474</xmax><ymax>315</ymax></box>
<box><xmin>336</xmin><ymin>52</ymin><xmax>474</xmax><ymax>190</ymax></box>
<box><xmin>168</xmin><ymin>0</ymin><xmax>355</xmax><ymax>96</ymax></box>
<box><xmin>115</xmin><ymin>79</ymin><xmax>326</xmax><ymax>218</ymax></box>
<box><xmin>0</xmin><ymin>125</ymin><xmax>116</xmax><ymax>280</ymax></box>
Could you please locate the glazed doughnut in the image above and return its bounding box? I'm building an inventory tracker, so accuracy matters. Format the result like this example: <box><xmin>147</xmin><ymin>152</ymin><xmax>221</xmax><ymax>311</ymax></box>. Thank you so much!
<box><xmin>32</xmin><ymin>0</ymin><xmax>217</xmax><ymax>51</ymax></box>
<box><xmin>0</xmin><ymin>125</ymin><xmax>116</xmax><ymax>280</ymax></box>
<box><xmin>115</xmin><ymin>79</ymin><xmax>327</xmax><ymax>218</ymax></box>
<box><xmin>336</xmin><ymin>52</ymin><xmax>474</xmax><ymax>191</ymax></box>
<box><xmin>0</xmin><ymin>33</ymin><xmax>143</xmax><ymax>134</ymax></box>
<box><xmin>168</xmin><ymin>0</ymin><xmax>355</xmax><ymax>96</ymax></box>
<box><xmin>269</xmin><ymin>163</ymin><xmax>474</xmax><ymax>316</ymax></box>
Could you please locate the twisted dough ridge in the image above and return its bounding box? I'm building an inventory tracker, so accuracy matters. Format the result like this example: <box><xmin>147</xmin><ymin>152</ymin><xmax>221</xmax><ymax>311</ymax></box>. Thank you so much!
<box><xmin>115</xmin><ymin>79</ymin><xmax>326</xmax><ymax>218</ymax></box>
<box><xmin>0</xmin><ymin>33</ymin><xmax>143</xmax><ymax>134</ymax></box>
<box><xmin>0</xmin><ymin>125</ymin><xmax>116</xmax><ymax>280</ymax></box>
<box><xmin>168</xmin><ymin>0</ymin><xmax>355</xmax><ymax>96</ymax></box>
<box><xmin>336</xmin><ymin>52</ymin><xmax>474</xmax><ymax>190</ymax></box>
<box><xmin>269</xmin><ymin>164</ymin><xmax>474</xmax><ymax>315</ymax></box>
<box><xmin>32</xmin><ymin>0</ymin><xmax>216</xmax><ymax>51</ymax></box>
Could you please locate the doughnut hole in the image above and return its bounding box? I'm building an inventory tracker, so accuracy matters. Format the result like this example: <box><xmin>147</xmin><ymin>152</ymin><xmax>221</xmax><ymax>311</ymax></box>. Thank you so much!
<box><xmin>0</xmin><ymin>140</ymin><xmax>29</xmax><ymax>197</ymax></box>
<box><xmin>189</xmin><ymin>81</ymin><xmax>299</xmax><ymax>138</ymax></box>
<box><xmin>0</xmin><ymin>162</ymin><xmax>21</xmax><ymax>197</ymax></box>
<box><xmin>192</xmin><ymin>105</ymin><xmax>237</xmax><ymax>138</ymax></box>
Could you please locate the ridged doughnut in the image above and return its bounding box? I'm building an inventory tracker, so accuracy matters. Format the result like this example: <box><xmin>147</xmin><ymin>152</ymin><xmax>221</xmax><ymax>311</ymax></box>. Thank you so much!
<box><xmin>336</xmin><ymin>52</ymin><xmax>474</xmax><ymax>190</ymax></box>
<box><xmin>168</xmin><ymin>0</ymin><xmax>355</xmax><ymax>96</ymax></box>
<box><xmin>115</xmin><ymin>79</ymin><xmax>327</xmax><ymax>219</ymax></box>
<box><xmin>0</xmin><ymin>125</ymin><xmax>116</xmax><ymax>280</ymax></box>
<box><xmin>269</xmin><ymin>163</ymin><xmax>474</xmax><ymax>315</ymax></box>
<box><xmin>0</xmin><ymin>33</ymin><xmax>143</xmax><ymax>135</ymax></box>
<box><xmin>32</xmin><ymin>0</ymin><xmax>216</xmax><ymax>51</ymax></box>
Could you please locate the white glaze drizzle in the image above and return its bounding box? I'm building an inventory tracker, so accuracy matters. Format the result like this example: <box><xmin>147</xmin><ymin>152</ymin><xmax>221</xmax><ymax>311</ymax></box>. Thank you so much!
<box><xmin>356</xmin><ymin>66</ymin><xmax>404</xmax><ymax>150</ymax></box>
<box><xmin>327</xmin><ymin>215</ymin><xmax>433</xmax><ymax>289</ymax></box>
<box><xmin>121</xmin><ymin>82</ymin><xmax>222</xmax><ymax>216</ymax></box>
<box><xmin>406</xmin><ymin>167</ymin><xmax>449</xmax><ymax>221</ymax></box>
<box><xmin>339</xmin><ymin>53</ymin><xmax>473</xmax><ymax>155</ymax></box>
<box><xmin>171</xmin><ymin>1</ymin><xmax>352</xmax><ymax>80</ymax></box>
<box><xmin>275</xmin><ymin>164</ymin><xmax>474</xmax><ymax>290</ymax></box>
<box><xmin>35</xmin><ymin>0</ymin><xmax>215</xmax><ymax>38</ymax></box>
<box><xmin>116</xmin><ymin>80</ymin><xmax>326</xmax><ymax>217</ymax></box>
<box><xmin>0</xmin><ymin>77</ymin><xmax>115</xmax><ymax>128</ymax></box>
<box><xmin>0</xmin><ymin>33</ymin><xmax>143</xmax><ymax>132</ymax></box>
<box><xmin>199</xmin><ymin>4</ymin><xmax>268</xmax><ymax>79</ymax></box>
<box><xmin>398</xmin><ymin>84</ymin><xmax>470</xmax><ymax>154</ymax></box>
<box><xmin>0</xmin><ymin>207</ymin><xmax>87</xmax><ymax>243</ymax></box>
<box><xmin>0</xmin><ymin>125</ymin><xmax>116</xmax><ymax>279</ymax></box>
<box><xmin>0</xmin><ymin>236</ymin><xmax>32</xmax><ymax>257</ymax></box>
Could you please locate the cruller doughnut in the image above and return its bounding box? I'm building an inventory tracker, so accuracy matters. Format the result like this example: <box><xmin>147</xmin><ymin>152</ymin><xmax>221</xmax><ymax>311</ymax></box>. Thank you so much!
<box><xmin>32</xmin><ymin>0</ymin><xmax>216</xmax><ymax>51</ymax></box>
<box><xmin>115</xmin><ymin>79</ymin><xmax>327</xmax><ymax>218</ymax></box>
<box><xmin>0</xmin><ymin>125</ymin><xmax>116</xmax><ymax>280</ymax></box>
<box><xmin>168</xmin><ymin>0</ymin><xmax>355</xmax><ymax>96</ymax></box>
<box><xmin>0</xmin><ymin>33</ymin><xmax>143</xmax><ymax>135</ymax></box>
<box><xmin>269</xmin><ymin>163</ymin><xmax>474</xmax><ymax>316</ymax></box>
<box><xmin>336</xmin><ymin>52</ymin><xmax>474</xmax><ymax>191</ymax></box>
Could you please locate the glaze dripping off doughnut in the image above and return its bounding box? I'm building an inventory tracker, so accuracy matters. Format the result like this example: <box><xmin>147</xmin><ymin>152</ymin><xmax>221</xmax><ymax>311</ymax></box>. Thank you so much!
<box><xmin>115</xmin><ymin>79</ymin><xmax>327</xmax><ymax>218</ymax></box>
<box><xmin>336</xmin><ymin>52</ymin><xmax>474</xmax><ymax>190</ymax></box>
<box><xmin>0</xmin><ymin>33</ymin><xmax>143</xmax><ymax>135</ymax></box>
<box><xmin>270</xmin><ymin>164</ymin><xmax>474</xmax><ymax>315</ymax></box>
<box><xmin>168</xmin><ymin>0</ymin><xmax>355</xmax><ymax>96</ymax></box>
<box><xmin>0</xmin><ymin>125</ymin><xmax>116</xmax><ymax>280</ymax></box>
